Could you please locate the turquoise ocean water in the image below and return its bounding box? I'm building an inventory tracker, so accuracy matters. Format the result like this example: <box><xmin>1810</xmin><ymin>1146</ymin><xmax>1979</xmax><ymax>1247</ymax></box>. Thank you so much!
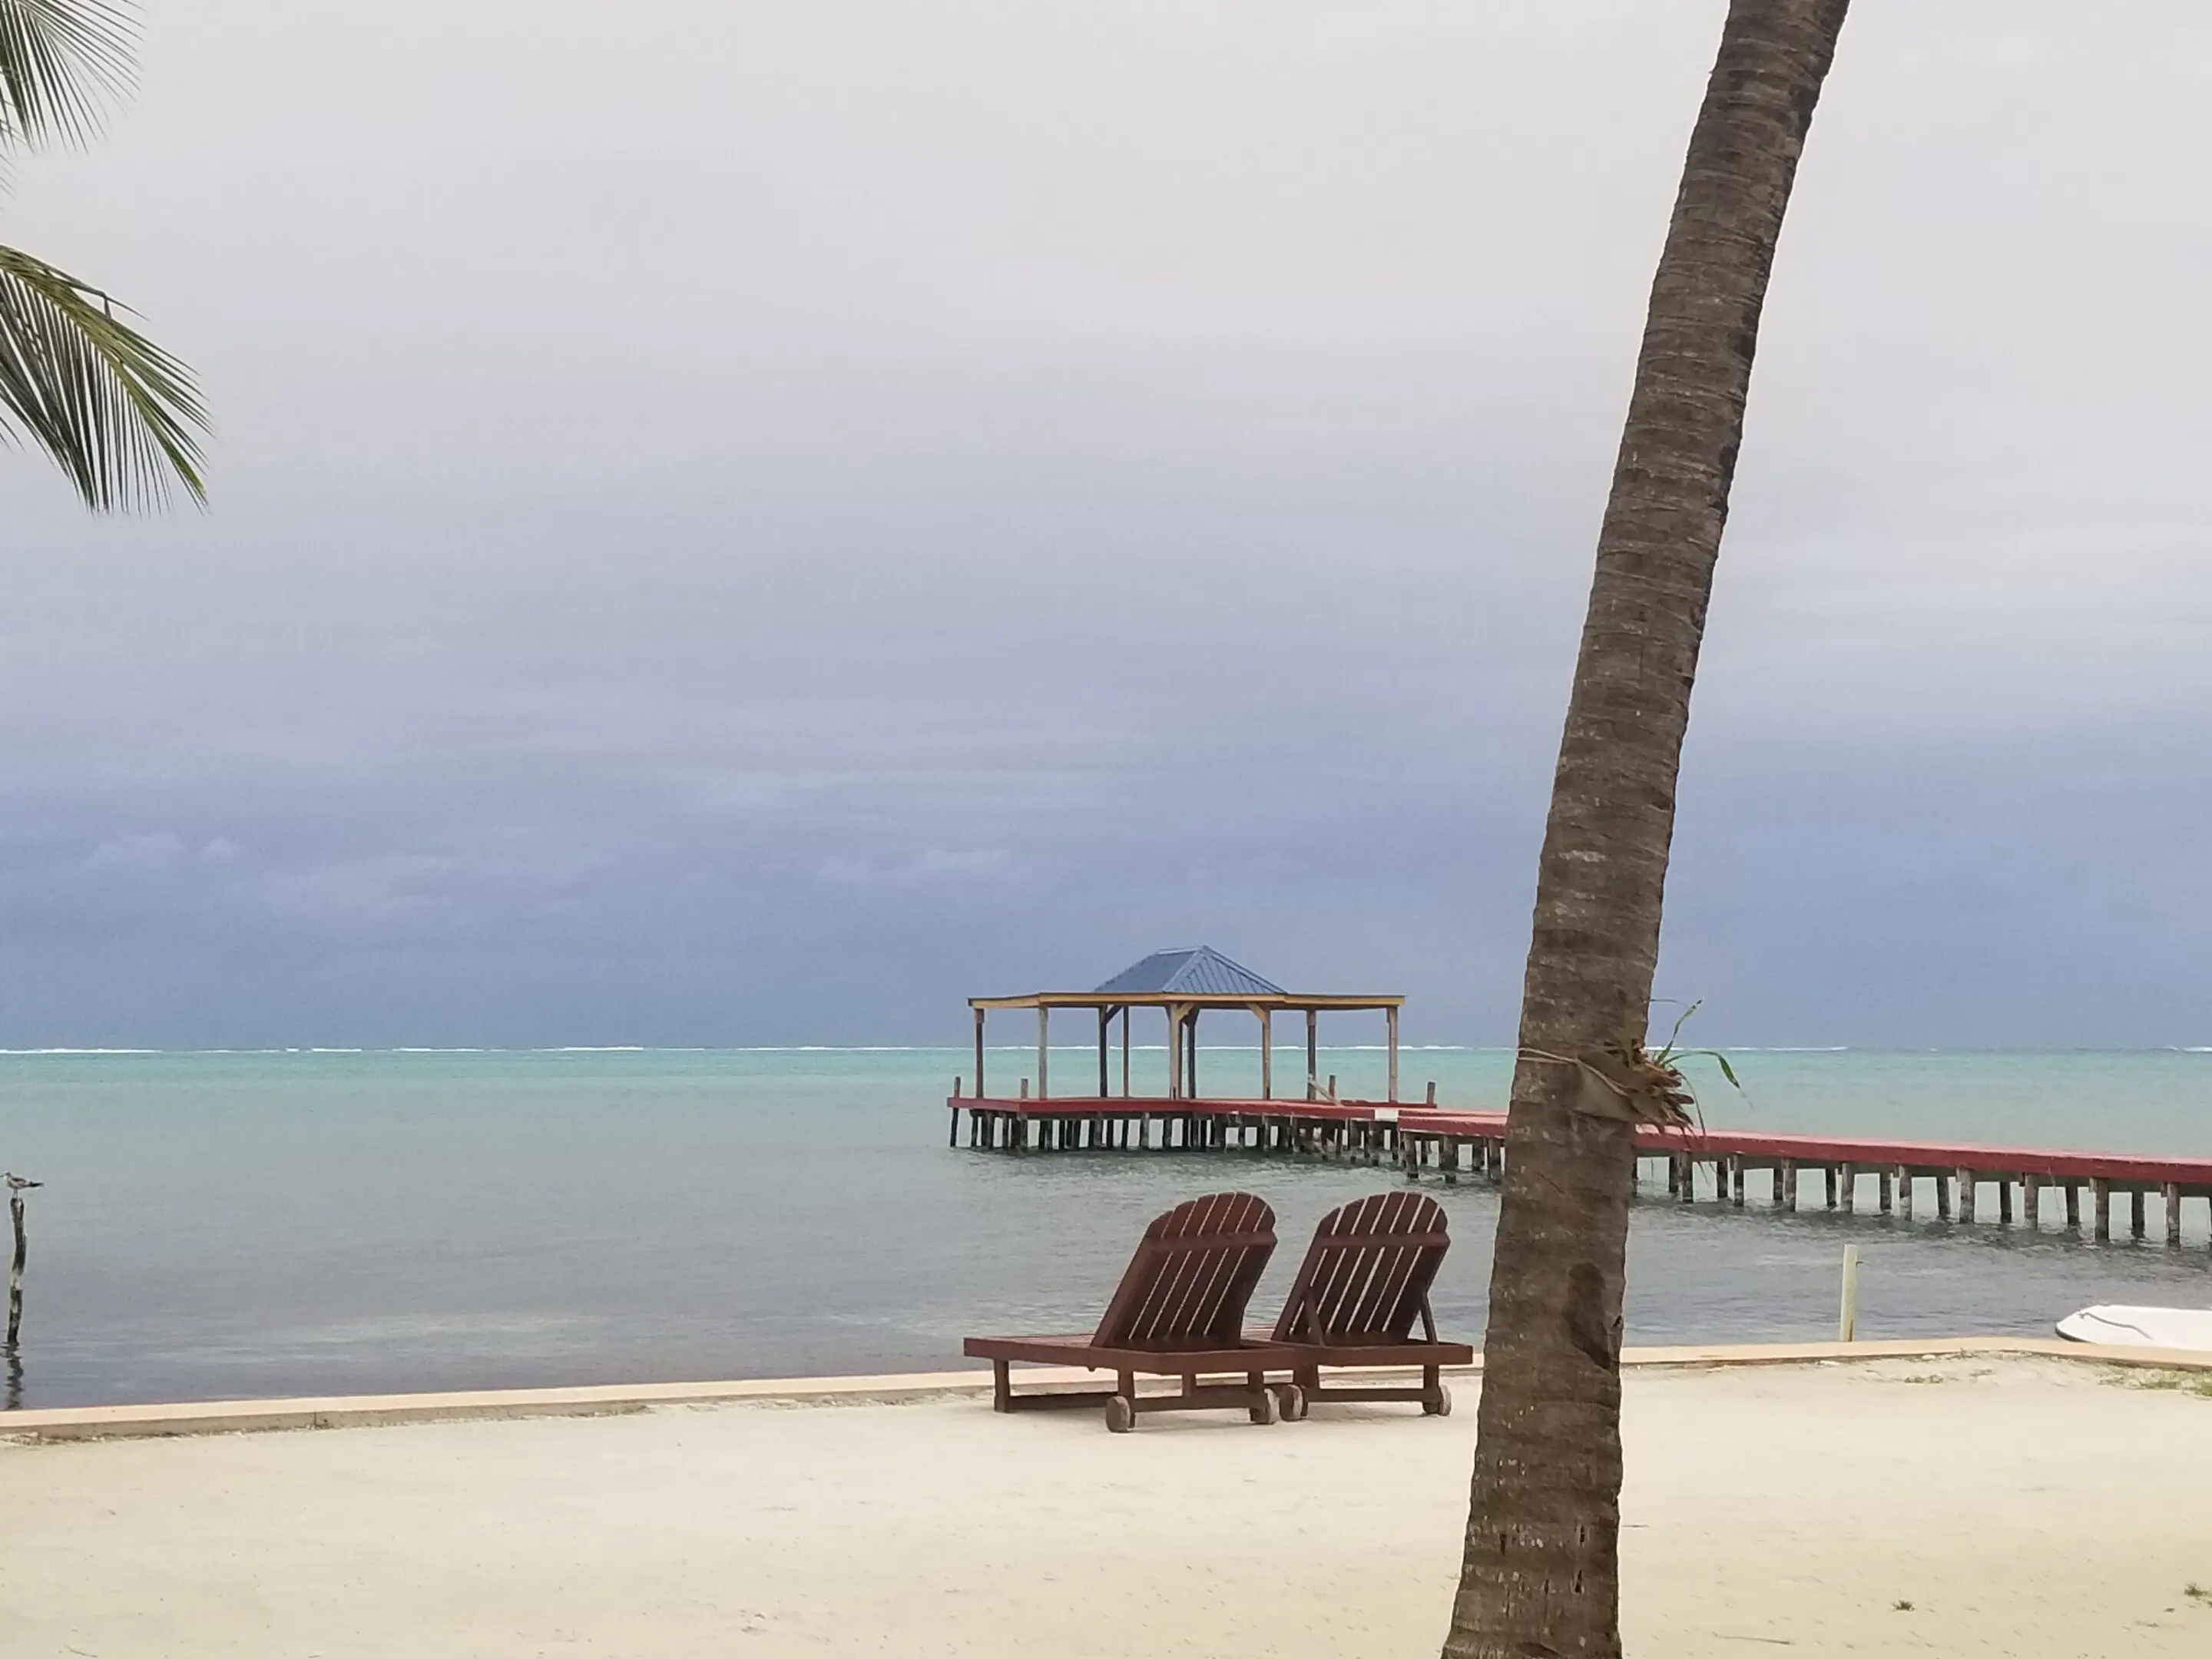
<box><xmin>0</xmin><ymin>1046</ymin><xmax>2207</xmax><ymax>1409</ymax></box>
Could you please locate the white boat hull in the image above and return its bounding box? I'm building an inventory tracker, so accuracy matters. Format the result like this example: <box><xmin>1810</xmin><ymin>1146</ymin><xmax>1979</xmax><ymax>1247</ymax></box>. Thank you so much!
<box><xmin>2056</xmin><ymin>1304</ymin><xmax>2212</xmax><ymax>1351</ymax></box>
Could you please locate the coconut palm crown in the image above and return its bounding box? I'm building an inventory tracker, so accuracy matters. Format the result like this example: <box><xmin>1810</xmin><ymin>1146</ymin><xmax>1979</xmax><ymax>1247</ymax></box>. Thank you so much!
<box><xmin>0</xmin><ymin>0</ymin><xmax>207</xmax><ymax>510</ymax></box>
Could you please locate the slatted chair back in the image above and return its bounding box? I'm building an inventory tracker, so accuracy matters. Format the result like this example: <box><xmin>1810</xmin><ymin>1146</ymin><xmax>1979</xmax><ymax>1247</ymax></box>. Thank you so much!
<box><xmin>1090</xmin><ymin>1192</ymin><xmax>1277</xmax><ymax>1351</ymax></box>
<box><xmin>1270</xmin><ymin>1190</ymin><xmax>1449</xmax><ymax>1346</ymax></box>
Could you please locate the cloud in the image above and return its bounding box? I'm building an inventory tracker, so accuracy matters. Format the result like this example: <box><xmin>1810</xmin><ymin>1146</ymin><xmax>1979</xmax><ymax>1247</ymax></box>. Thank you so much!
<box><xmin>0</xmin><ymin>2</ymin><xmax>2206</xmax><ymax>1045</ymax></box>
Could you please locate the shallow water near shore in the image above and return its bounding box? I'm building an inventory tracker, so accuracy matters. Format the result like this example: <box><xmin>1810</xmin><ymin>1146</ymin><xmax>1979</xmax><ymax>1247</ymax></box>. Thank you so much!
<box><xmin>1</xmin><ymin>1046</ymin><xmax>2208</xmax><ymax>1409</ymax></box>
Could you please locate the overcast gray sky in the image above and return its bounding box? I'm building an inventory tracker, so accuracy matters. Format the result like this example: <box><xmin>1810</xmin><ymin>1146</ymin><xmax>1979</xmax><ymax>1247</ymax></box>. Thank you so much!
<box><xmin>2</xmin><ymin>0</ymin><xmax>2209</xmax><ymax>1048</ymax></box>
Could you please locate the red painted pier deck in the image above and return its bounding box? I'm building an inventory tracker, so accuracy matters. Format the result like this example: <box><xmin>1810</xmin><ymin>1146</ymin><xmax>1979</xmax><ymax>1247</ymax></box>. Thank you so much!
<box><xmin>946</xmin><ymin>1093</ymin><xmax>2212</xmax><ymax>1247</ymax></box>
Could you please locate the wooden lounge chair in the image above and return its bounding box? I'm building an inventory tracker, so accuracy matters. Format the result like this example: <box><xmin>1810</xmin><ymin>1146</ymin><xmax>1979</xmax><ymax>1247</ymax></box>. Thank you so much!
<box><xmin>1265</xmin><ymin>1190</ymin><xmax>1473</xmax><ymax>1418</ymax></box>
<box><xmin>964</xmin><ymin>1191</ymin><xmax>1289</xmax><ymax>1432</ymax></box>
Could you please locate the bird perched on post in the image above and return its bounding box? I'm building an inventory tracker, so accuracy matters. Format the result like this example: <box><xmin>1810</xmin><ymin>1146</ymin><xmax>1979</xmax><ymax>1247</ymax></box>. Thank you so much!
<box><xmin>3</xmin><ymin>1174</ymin><xmax>40</xmax><ymax>1191</ymax></box>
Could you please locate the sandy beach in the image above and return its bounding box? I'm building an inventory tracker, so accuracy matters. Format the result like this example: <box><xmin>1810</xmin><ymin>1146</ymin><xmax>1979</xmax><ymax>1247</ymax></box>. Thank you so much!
<box><xmin>2</xmin><ymin>1354</ymin><xmax>2207</xmax><ymax>1657</ymax></box>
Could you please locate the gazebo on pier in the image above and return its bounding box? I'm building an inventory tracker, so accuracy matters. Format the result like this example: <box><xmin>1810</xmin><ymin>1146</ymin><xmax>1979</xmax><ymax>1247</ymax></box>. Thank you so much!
<box><xmin>967</xmin><ymin>945</ymin><xmax>1406</xmax><ymax>1104</ymax></box>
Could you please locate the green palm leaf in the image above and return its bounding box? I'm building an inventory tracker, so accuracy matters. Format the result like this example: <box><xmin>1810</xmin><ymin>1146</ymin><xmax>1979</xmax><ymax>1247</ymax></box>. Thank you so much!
<box><xmin>0</xmin><ymin>0</ymin><xmax>135</xmax><ymax>152</ymax></box>
<box><xmin>0</xmin><ymin>243</ymin><xmax>205</xmax><ymax>508</ymax></box>
<box><xmin>0</xmin><ymin>5</ymin><xmax>205</xmax><ymax>509</ymax></box>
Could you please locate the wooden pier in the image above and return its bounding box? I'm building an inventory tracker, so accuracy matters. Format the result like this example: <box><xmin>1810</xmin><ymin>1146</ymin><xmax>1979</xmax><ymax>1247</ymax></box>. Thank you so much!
<box><xmin>944</xmin><ymin>1092</ymin><xmax>2212</xmax><ymax>1247</ymax></box>
<box><xmin>950</xmin><ymin>951</ymin><xmax>2212</xmax><ymax>1247</ymax></box>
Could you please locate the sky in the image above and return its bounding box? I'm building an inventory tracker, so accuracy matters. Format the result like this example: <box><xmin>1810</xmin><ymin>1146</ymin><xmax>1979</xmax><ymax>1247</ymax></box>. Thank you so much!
<box><xmin>2</xmin><ymin>0</ymin><xmax>2211</xmax><ymax>1048</ymax></box>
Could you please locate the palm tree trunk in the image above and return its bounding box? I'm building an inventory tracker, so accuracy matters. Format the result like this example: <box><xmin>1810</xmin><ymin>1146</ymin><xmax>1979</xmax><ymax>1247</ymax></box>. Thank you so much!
<box><xmin>1442</xmin><ymin>5</ymin><xmax>1851</xmax><ymax>1657</ymax></box>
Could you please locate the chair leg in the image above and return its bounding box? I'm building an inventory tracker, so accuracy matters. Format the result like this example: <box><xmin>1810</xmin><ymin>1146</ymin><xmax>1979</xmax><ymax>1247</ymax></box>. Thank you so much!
<box><xmin>1424</xmin><ymin>1371</ymin><xmax>1459</xmax><ymax>1424</ymax></box>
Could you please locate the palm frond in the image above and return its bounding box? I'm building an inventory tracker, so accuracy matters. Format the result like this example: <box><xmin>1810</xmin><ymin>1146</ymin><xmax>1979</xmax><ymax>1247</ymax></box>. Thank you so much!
<box><xmin>0</xmin><ymin>242</ymin><xmax>205</xmax><ymax>508</ymax></box>
<box><xmin>0</xmin><ymin>0</ymin><xmax>135</xmax><ymax>151</ymax></box>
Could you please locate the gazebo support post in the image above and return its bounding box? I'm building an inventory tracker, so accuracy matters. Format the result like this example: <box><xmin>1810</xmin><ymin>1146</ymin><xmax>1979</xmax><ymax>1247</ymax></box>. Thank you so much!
<box><xmin>1187</xmin><ymin>1010</ymin><xmax>1200</xmax><ymax>1098</ymax></box>
<box><xmin>1257</xmin><ymin>1007</ymin><xmax>1271</xmax><ymax>1100</ymax></box>
<box><xmin>1306</xmin><ymin>1008</ymin><xmax>1319</xmax><ymax>1100</ymax></box>
<box><xmin>1386</xmin><ymin>1005</ymin><xmax>1399</xmax><ymax>1103</ymax></box>
<box><xmin>1097</xmin><ymin>1007</ymin><xmax>1109</xmax><ymax>1097</ymax></box>
<box><xmin>973</xmin><ymin>1006</ymin><xmax>985</xmax><ymax>1101</ymax></box>
<box><xmin>1121</xmin><ymin>1008</ymin><xmax>1130</xmax><ymax>1096</ymax></box>
<box><xmin>1036</xmin><ymin>1005</ymin><xmax>1048</xmax><ymax>1101</ymax></box>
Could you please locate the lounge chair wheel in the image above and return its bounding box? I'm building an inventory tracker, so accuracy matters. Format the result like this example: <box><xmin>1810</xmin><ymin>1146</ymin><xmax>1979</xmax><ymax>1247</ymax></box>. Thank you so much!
<box><xmin>1275</xmin><ymin>1383</ymin><xmax>1308</xmax><ymax>1422</ymax></box>
<box><xmin>1104</xmin><ymin>1394</ymin><xmax>1136</xmax><ymax>1434</ymax></box>
<box><xmin>1250</xmin><ymin>1388</ymin><xmax>1280</xmax><ymax>1426</ymax></box>
<box><xmin>1423</xmin><ymin>1382</ymin><xmax>1452</xmax><ymax>1418</ymax></box>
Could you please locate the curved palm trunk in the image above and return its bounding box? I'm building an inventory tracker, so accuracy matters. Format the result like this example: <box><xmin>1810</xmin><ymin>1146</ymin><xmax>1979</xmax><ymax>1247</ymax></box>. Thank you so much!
<box><xmin>1442</xmin><ymin>5</ymin><xmax>1851</xmax><ymax>1657</ymax></box>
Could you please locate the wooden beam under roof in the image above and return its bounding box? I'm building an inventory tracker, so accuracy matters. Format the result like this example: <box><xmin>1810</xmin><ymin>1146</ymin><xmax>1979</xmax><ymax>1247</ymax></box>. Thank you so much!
<box><xmin>968</xmin><ymin>991</ymin><xmax>1402</xmax><ymax>1012</ymax></box>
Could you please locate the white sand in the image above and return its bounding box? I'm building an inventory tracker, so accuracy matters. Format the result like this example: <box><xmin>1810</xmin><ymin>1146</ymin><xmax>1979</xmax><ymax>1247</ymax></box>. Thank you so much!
<box><xmin>2</xmin><ymin>1356</ymin><xmax>2207</xmax><ymax>1657</ymax></box>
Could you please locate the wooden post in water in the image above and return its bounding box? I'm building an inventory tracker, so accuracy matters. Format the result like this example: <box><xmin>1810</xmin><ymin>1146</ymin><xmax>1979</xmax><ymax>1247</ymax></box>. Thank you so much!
<box><xmin>1837</xmin><ymin>1244</ymin><xmax>1860</xmax><ymax>1343</ymax></box>
<box><xmin>1824</xmin><ymin>1166</ymin><xmax>1837</xmax><ymax>1210</ymax></box>
<box><xmin>1838</xmin><ymin>1163</ymin><xmax>1856</xmax><ymax>1216</ymax></box>
<box><xmin>1778</xmin><ymin>1159</ymin><xmax>1796</xmax><ymax>1211</ymax></box>
<box><xmin>2022</xmin><ymin>1174</ymin><xmax>2040</xmax><ymax>1230</ymax></box>
<box><xmin>1877</xmin><ymin>1170</ymin><xmax>1891</xmax><ymax>1215</ymax></box>
<box><xmin>2064</xmin><ymin>1181</ymin><xmax>2081</xmax><ymax>1230</ymax></box>
<box><xmin>1730</xmin><ymin>1156</ymin><xmax>1745</xmax><ymax>1207</ymax></box>
<box><xmin>2165</xmin><ymin>1183</ymin><xmax>2183</xmax><ymax>1247</ymax></box>
<box><xmin>1892</xmin><ymin>1166</ymin><xmax>1911</xmax><ymax>1220</ymax></box>
<box><xmin>1956</xmin><ymin>1169</ymin><xmax>1975</xmax><ymax>1223</ymax></box>
<box><xmin>1998</xmin><ymin>1178</ymin><xmax>2013</xmax><ymax>1224</ymax></box>
<box><xmin>5</xmin><ymin>1177</ymin><xmax>34</xmax><ymax>1348</ymax></box>
<box><xmin>1935</xmin><ymin>1171</ymin><xmax>1951</xmax><ymax>1220</ymax></box>
<box><xmin>2132</xmin><ymin>1188</ymin><xmax>2147</xmax><ymax>1240</ymax></box>
<box><xmin>2091</xmin><ymin>1178</ymin><xmax>2110</xmax><ymax>1242</ymax></box>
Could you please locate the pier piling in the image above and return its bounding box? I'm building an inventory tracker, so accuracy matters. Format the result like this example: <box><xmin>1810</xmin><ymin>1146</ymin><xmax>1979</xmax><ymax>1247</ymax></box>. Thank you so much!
<box><xmin>946</xmin><ymin>1093</ymin><xmax>2212</xmax><ymax>1253</ymax></box>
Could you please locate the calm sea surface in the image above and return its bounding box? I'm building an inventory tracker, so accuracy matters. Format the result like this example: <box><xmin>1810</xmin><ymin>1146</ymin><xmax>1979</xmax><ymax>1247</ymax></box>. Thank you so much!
<box><xmin>1</xmin><ymin>1046</ymin><xmax>2207</xmax><ymax>1409</ymax></box>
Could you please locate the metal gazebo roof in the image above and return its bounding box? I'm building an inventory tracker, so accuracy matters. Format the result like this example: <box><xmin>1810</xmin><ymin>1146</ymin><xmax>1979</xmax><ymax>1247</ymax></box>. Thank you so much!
<box><xmin>967</xmin><ymin>946</ymin><xmax>1400</xmax><ymax>1013</ymax></box>
<box><xmin>1091</xmin><ymin>946</ymin><xmax>1283</xmax><ymax>998</ymax></box>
